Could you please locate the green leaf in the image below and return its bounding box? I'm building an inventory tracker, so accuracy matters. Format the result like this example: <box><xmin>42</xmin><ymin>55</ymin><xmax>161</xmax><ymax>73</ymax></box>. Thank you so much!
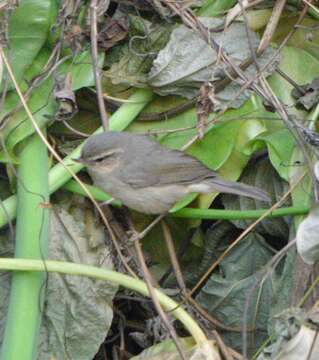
<box><xmin>222</xmin><ymin>159</ymin><xmax>290</xmax><ymax>238</ymax></box>
<box><xmin>268</xmin><ymin>48</ymin><xmax>319</xmax><ymax>114</ymax></box>
<box><xmin>190</xmin><ymin>120</ymin><xmax>243</xmax><ymax>170</ymax></box>
<box><xmin>244</xmin><ymin>47</ymin><xmax>319</xmax><ymax>182</ymax></box>
<box><xmin>193</xmin><ymin>101</ymin><xmax>267</xmax><ymax>208</ymax></box>
<box><xmin>196</xmin><ymin>232</ymin><xmax>274</xmax><ymax>353</ymax></box>
<box><xmin>3</xmin><ymin>0</ymin><xmax>57</xmax><ymax>90</ymax></box>
<box><xmin>0</xmin><ymin>50</ymin><xmax>104</xmax><ymax>162</ymax></box>
<box><xmin>127</xmin><ymin>99</ymin><xmax>198</xmax><ymax>149</ymax></box>
<box><xmin>59</xmin><ymin>50</ymin><xmax>104</xmax><ymax>91</ymax></box>
<box><xmin>272</xmin><ymin>16</ymin><xmax>319</xmax><ymax>59</ymax></box>
<box><xmin>0</xmin><ymin>50</ymin><xmax>55</xmax><ymax>163</ymax></box>
<box><xmin>267</xmin><ymin>47</ymin><xmax>319</xmax><ymax>208</ymax></box>
<box><xmin>257</xmin><ymin>129</ymin><xmax>296</xmax><ymax>181</ymax></box>
<box><xmin>197</xmin><ymin>0</ymin><xmax>236</xmax><ymax>16</ymax></box>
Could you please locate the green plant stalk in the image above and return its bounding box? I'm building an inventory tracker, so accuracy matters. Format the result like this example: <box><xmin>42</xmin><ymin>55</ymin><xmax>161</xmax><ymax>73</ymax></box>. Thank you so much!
<box><xmin>61</xmin><ymin>180</ymin><xmax>309</xmax><ymax>219</ymax></box>
<box><xmin>172</xmin><ymin>206</ymin><xmax>309</xmax><ymax>219</ymax></box>
<box><xmin>0</xmin><ymin>258</ymin><xmax>207</xmax><ymax>345</ymax></box>
<box><xmin>0</xmin><ymin>88</ymin><xmax>153</xmax><ymax>229</ymax></box>
<box><xmin>1</xmin><ymin>134</ymin><xmax>50</xmax><ymax>360</ymax></box>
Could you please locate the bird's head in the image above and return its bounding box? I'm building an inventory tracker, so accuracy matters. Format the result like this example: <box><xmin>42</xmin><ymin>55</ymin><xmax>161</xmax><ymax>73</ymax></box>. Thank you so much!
<box><xmin>75</xmin><ymin>132</ymin><xmax>125</xmax><ymax>171</ymax></box>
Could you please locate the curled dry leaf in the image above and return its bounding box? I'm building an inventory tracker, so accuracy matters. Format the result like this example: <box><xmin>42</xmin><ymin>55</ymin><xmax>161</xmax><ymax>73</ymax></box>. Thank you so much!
<box><xmin>314</xmin><ymin>162</ymin><xmax>319</xmax><ymax>181</ymax></box>
<box><xmin>54</xmin><ymin>73</ymin><xmax>78</xmax><ymax>121</ymax></box>
<box><xmin>97</xmin><ymin>16</ymin><xmax>128</xmax><ymax>50</ymax></box>
<box><xmin>296</xmin><ymin>205</ymin><xmax>319</xmax><ymax>265</ymax></box>
<box><xmin>291</xmin><ymin>77</ymin><xmax>319</xmax><ymax>111</ymax></box>
<box><xmin>257</xmin><ymin>308</ymin><xmax>319</xmax><ymax>360</ymax></box>
<box><xmin>273</xmin><ymin>325</ymin><xmax>319</xmax><ymax>360</ymax></box>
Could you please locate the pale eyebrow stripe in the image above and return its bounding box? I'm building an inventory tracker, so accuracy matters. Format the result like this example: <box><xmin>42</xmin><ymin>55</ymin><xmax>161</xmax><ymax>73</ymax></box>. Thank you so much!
<box><xmin>89</xmin><ymin>149</ymin><xmax>123</xmax><ymax>161</ymax></box>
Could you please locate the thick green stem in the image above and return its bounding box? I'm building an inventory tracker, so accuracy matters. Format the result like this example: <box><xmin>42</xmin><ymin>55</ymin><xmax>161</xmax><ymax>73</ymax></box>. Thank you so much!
<box><xmin>171</xmin><ymin>206</ymin><xmax>309</xmax><ymax>219</ymax></box>
<box><xmin>0</xmin><ymin>89</ymin><xmax>153</xmax><ymax>229</ymax></box>
<box><xmin>61</xmin><ymin>180</ymin><xmax>310</xmax><ymax>220</ymax></box>
<box><xmin>0</xmin><ymin>258</ymin><xmax>207</xmax><ymax>346</ymax></box>
<box><xmin>1</xmin><ymin>134</ymin><xmax>50</xmax><ymax>360</ymax></box>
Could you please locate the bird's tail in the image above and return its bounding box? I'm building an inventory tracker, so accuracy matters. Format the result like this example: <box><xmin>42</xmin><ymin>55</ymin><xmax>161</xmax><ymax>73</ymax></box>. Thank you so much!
<box><xmin>199</xmin><ymin>178</ymin><xmax>270</xmax><ymax>202</ymax></box>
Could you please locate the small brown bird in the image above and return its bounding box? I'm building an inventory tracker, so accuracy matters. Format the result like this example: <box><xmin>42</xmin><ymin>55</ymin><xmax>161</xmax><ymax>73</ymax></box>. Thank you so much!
<box><xmin>78</xmin><ymin>131</ymin><xmax>269</xmax><ymax>214</ymax></box>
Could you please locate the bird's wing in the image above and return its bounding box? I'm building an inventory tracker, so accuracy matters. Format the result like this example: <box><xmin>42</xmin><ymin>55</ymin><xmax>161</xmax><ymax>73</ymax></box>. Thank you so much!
<box><xmin>118</xmin><ymin>146</ymin><xmax>217</xmax><ymax>189</ymax></box>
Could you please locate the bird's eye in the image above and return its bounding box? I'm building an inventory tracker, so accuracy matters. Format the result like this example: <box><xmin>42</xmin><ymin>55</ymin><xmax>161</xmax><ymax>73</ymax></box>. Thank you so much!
<box><xmin>91</xmin><ymin>151</ymin><xmax>116</xmax><ymax>163</ymax></box>
<box><xmin>89</xmin><ymin>149</ymin><xmax>120</xmax><ymax>163</ymax></box>
<box><xmin>94</xmin><ymin>156</ymin><xmax>106</xmax><ymax>163</ymax></box>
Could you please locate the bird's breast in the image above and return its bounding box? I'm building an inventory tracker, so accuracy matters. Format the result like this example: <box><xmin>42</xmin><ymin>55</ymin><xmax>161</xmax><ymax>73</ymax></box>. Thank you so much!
<box><xmin>88</xmin><ymin>168</ymin><xmax>188</xmax><ymax>214</ymax></box>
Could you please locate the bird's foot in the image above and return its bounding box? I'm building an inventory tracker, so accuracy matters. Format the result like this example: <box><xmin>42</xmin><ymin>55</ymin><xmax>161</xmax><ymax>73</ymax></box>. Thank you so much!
<box><xmin>99</xmin><ymin>198</ymin><xmax>115</xmax><ymax>207</ymax></box>
<box><xmin>127</xmin><ymin>229</ymin><xmax>142</xmax><ymax>243</ymax></box>
<box><xmin>127</xmin><ymin>214</ymin><xmax>166</xmax><ymax>243</ymax></box>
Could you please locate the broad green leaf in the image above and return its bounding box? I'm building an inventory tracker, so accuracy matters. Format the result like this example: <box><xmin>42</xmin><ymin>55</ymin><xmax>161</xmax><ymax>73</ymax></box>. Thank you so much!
<box><xmin>244</xmin><ymin>9</ymin><xmax>273</xmax><ymax>30</ymax></box>
<box><xmin>196</xmin><ymin>232</ymin><xmax>274</xmax><ymax>354</ymax></box>
<box><xmin>222</xmin><ymin>159</ymin><xmax>290</xmax><ymax>238</ymax></box>
<box><xmin>130</xmin><ymin>97</ymin><xmax>267</xmax><ymax>170</ymax></box>
<box><xmin>0</xmin><ymin>50</ymin><xmax>55</xmax><ymax>163</ymax></box>
<box><xmin>267</xmin><ymin>47</ymin><xmax>319</xmax><ymax>208</ymax></box>
<box><xmin>245</xmin><ymin>47</ymin><xmax>319</xmax><ymax>182</ymax></box>
<box><xmin>197</xmin><ymin>0</ymin><xmax>236</xmax><ymax>16</ymax></box>
<box><xmin>0</xmin><ymin>50</ymin><xmax>104</xmax><ymax>162</ymax></box>
<box><xmin>169</xmin><ymin>193</ymin><xmax>198</xmax><ymax>213</ymax></box>
<box><xmin>58</xmin><ymin>51</ymin><xmax>104</xmax><ymax>91</ymax></box>
<box><xmin>187</xmin><ymin>120</ymin><xmax>240</xmax><ymax>170</ymax></box>
<box><xmin>191</xmin><ymin>101</ymin><xmax>267</xmax><ymax>208</ymax></box>
<box><xmin>268</xmin><ymin>48</ymin><xmax>319</xmax><ymax>113</ymax></box>
<box><xmin>272</xmin><ymin>16</ymin><xmax>319</xmax><ymax>59</ymax></box>
<box><xmin>267</xmin><ymin>248</ymin><xmax>297</xmax><ymax>343</ymax></box>
<box><xmin>3</xmin><ymin>0</ymin><xmax>57</xmax><ymax>90</ymax></box>
<box><xmin>127</xmin><ymin>100</ymin><xmax>199</xmax><ymax>149</ymax></box>
<box><xmin>256</xmin><ymin>129</ymin><xmax>296</xmax><ymax>181</ymax></box>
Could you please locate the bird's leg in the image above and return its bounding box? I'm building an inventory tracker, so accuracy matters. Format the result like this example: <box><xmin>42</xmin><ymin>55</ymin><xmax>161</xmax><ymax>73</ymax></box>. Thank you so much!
<box><xmin>120</xmin><ymin>206</ymin><xmax>141</xmax><ymax>242</ymax></box>
<box><xmin>99</xmin><ymin>197</ymin><xmax>115</xmax><ymax>207</ymax></box>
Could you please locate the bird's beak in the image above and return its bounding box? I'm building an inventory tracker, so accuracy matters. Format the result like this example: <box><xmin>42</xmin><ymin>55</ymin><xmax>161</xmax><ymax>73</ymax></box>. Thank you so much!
<box><xmin>73</xmin><ymin>157</ymin><xmax>96</xmax><ymax>166</ymax></box>
<box><xmin>72</xmin><ymin>157</ymin><xmax>85</xmax><ymax>164</ymax></box>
